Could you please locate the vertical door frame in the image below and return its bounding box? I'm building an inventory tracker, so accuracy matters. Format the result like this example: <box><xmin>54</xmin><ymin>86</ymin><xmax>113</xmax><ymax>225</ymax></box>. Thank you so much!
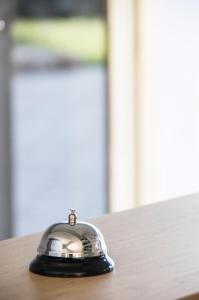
<box><xmin>0</xmin><ymin>0</ymin><xmax>14</xmax><ymax>239</ymax></box>
<box><xmin>107</xmin><ymin>0</ymin><xmax>155</xmax><ymax>211</ymax></box>
<box><xmin>107</xmin><ymin>0</ymin><xmax>137</xmax><ymax>212</ymax></box>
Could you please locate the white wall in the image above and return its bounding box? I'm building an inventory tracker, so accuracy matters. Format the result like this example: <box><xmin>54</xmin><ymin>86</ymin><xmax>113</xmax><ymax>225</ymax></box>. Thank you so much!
<box><xmin>150</xmin><ymin>0</ymin><xmax>199</xmax><ymax>202</ymax></box>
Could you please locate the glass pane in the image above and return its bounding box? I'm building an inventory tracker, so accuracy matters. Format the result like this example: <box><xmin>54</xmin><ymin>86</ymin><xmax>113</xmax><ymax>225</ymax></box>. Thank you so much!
<box><xmin>11</xmin><ymin>0</ymin><xmax>107</xmax><ymax>236</ymax></box>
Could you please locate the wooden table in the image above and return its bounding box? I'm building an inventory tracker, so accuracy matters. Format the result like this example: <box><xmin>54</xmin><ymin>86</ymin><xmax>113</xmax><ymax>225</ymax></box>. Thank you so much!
<box><xmin>1</xmin><ymin>194</ymin><xmax>199</xmax><ymax>300</ymax></box>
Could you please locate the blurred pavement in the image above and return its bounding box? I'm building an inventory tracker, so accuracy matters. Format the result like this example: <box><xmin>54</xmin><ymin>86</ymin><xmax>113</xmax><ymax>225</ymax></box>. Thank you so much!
<box><xmin>11</xmin><ymin>66</ymin><xmax>107</xmax><ymax>236</ymax></box>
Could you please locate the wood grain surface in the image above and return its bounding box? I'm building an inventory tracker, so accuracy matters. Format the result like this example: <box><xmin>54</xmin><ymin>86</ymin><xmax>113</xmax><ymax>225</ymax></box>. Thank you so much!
<box><xmin>1</xmin><ymin>194</ymin><xmax>199</xmax><ymax>300</ymax></box>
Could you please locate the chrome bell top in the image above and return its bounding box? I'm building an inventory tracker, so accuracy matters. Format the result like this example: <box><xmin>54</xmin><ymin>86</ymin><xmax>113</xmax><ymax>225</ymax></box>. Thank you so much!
<box><xmin>37</xmin><ymin>209</ymin><xmax>107</xmax><ymax>259</ymax></box>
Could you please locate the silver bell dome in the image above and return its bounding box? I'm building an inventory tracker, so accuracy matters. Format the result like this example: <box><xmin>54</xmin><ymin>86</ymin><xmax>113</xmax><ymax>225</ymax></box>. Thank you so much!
<box><xmin>29</xmin><ymin>209</ymin><xmax>114</xmax><ymax>277</ymax></box>
<box><xmin>38</xmin><ymin>209</ymin><xmax>107</xmax><ymax>258</ymax></box>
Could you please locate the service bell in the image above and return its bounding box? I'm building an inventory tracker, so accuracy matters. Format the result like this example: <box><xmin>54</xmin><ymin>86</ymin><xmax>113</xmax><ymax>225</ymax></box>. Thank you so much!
<box><xmin>29</xmin><ymin>209</ymin><xmax>114</xmax><ymax>277</ymax></box>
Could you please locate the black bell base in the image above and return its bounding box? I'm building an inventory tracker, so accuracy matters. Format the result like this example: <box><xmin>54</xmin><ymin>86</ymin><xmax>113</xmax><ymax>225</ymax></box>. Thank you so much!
<box><xmin>29</xmin><ymin>254</ymin><xmax>114</xmax><ymax>277</ymax></box>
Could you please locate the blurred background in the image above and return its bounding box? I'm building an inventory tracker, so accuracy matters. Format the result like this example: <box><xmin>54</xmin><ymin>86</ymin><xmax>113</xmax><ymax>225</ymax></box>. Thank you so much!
<box><xmin>1</xmin><ymin>0</ymin><xmax>199</xmax><ymax>239</ymax></box>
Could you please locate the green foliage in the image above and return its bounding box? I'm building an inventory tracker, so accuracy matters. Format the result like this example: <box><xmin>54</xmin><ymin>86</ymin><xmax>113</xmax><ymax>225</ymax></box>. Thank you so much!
<box><xmin>12</xmin><ymin>18</ymin><xmax>106</xmax><ymax>64</ymax></box>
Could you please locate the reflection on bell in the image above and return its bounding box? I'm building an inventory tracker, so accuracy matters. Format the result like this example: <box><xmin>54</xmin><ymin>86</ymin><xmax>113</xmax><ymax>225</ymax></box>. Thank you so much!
<box><xmin>29</xmin><ymin>209</ymin><xmax>114</xmax><ymax>277</ymax></box>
